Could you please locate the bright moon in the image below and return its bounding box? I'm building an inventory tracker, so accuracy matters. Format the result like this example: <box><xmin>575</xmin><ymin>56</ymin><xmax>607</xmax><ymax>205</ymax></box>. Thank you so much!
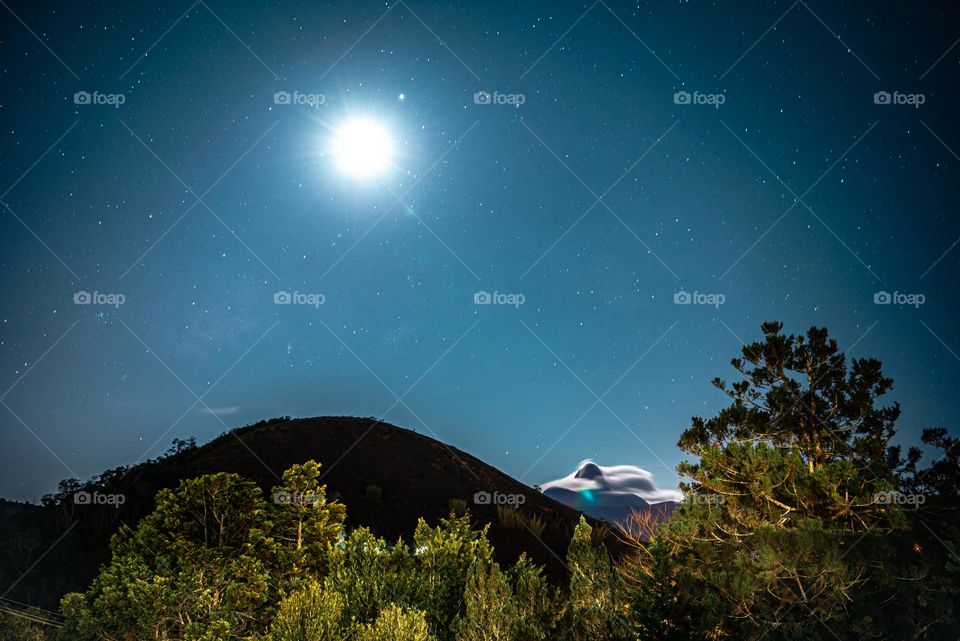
<box><xmin>330</xmin><ymin>118</ymin><xmax>394</xmax><ymax>179</ymax></box>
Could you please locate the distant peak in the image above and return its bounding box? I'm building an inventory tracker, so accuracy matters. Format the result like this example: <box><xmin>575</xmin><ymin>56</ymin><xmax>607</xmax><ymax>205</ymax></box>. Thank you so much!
<box><xmin>574</xmin><ymin>461</ymin><xmax>604</xmax><ymax>480</ymax></box>
<box><xmin>539</xmin><ymin>459</ymin><xmax>682</xmax><ymax>527</ymax></box>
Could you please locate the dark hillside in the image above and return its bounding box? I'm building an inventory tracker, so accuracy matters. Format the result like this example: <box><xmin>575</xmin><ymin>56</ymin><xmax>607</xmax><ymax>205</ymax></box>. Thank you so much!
<box><xmin>0</xmin><ymin>416</ymin><xmax>608</xmax><ymax>609</ymax></box>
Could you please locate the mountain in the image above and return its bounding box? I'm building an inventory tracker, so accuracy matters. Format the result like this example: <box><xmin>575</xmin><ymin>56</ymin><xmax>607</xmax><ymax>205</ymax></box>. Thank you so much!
<box><xmin>540</xmin><ymin>460</ymin><xmax>680</xmax><ymax>529</ymax></box>
<box><xmin>0</xmin><ymin>416</ymin><xmax>615</xmax><ymax>610</ymax></box>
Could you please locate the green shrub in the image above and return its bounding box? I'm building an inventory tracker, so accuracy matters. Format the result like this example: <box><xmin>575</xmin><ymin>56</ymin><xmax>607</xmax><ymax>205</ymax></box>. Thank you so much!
<box><xmin>270</xmin><ymin>580</ymin><xmax>346</xmax><ymax>641</ymax></box>
<box><xmin>356</xmin><ymin>605</ymin><xmax>435</xmax><ymax>641</ymax></box>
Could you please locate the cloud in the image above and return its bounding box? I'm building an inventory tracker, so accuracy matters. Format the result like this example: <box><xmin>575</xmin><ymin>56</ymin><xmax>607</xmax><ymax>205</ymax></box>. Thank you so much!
<box><xmin>198</xmin><ymin>406</ymin><xmax>241</xmax><ymax>416</ymax></box>
<box><xmin>540</xmin><ymin>459</ymin><xmax>683</xmax><ymax>505</ymax></box>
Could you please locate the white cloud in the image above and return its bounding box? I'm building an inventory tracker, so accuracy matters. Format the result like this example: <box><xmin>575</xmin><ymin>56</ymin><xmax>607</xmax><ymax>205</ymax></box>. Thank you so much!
<box><xmin>540</xmin><ymin>459</ymin><xmax>683</xmax><ymax>504</ymax></box>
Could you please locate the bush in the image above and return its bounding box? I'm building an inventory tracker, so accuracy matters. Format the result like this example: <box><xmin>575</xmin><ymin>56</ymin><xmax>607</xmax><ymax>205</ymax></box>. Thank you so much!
<box><xmin>454</xmin><ymin>559</ymin><xmax>516</xmax><ymax>640</ymax></box>
<box><xmin>59</xmin><ymin>463</ymin><xmax>345</xmax><ymax>641</ymax></box>
<box><xmin>356</xmin><ymin>605</ymin><xmax>435</xmax><ymax>641</ymax></box>
<box><xmin>270</xmin><ymin>580</ymin><xmax>345</xmax><ymax>641</ymax></box>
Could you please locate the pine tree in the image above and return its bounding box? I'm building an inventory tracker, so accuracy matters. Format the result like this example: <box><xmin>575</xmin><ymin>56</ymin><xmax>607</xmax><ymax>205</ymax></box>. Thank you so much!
<box><xmin>509</xmin><ymin>553</ymin><xmax>558</xmax><ymax>641</ymax></box>
<box><xmin>269</xmin><ymin>579</ymin><xmax>346</xmax><ymax>641</ymax></box>
<box><xmin>656</xmin><ymin>322</ymin><xmax>908</xmax><ymax>639</ymax></box>
<box><xmin>324</xmin><ymin>527</ymin><xmax>422</xmax><ymax>625</ymax></box>
<box><xmin>454</xmin><ymin>558</ymin><xmax>517</xmax><ymax>641</ymax></box>
<box><xmin>413</xmin><ymin>513</ymin><xmax>495</xmax><ymax>638</ymax></box>
<box><xmin>60</xmin><ymin>473</ymin><xmax>273</xmax><ymax>640</ymax></box>
<box><xmin>268</xmin><ymin>460</ymin><xmax>346</xmax><ymax>581</ymax></box>
<box><xmin>356</xmin><ymin>604</ymin><xmax>436</xmax><ymax>641</ymax></box>
<box><xmin>565</xmin><ymin>517</ymin><xmax>630</xmax><ymax>641</ymax></box>
<box><xmin>59</xmin><ymin>462</ymin><xmax>347</xmax><ymax>641</ymax></box>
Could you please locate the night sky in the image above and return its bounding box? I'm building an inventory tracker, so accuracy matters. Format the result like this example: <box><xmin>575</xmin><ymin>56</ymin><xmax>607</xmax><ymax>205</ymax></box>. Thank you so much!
<box><xmin>1</xmin><ymin>1</ymin><xmax>959</xmax><ymax>502</ymax></box>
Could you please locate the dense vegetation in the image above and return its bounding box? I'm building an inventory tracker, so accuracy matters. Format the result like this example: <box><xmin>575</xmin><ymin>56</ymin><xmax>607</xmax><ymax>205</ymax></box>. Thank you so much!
<box><xmin>626</xmin><ymin>322</ymin><xmax>959</xmax><ymax>640</ymax></box>
<box><xmin>0</xmin><ymin>416</ymin><xmax>585</xmax><ymax>615</ymax></box>
<box><xmin>54</xmin><ymin>461</ymin><xmax>623</xmax><ymax>640</ymax></box>
<box><xmin>1</xmin><ymin>322</ymin><xmax>957</xmax><ymax>640</ymax></box>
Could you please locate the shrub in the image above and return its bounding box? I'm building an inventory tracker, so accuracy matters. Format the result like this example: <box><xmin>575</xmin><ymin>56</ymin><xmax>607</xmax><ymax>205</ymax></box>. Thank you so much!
<box><xmin>356</xmin><ymin>605</ymin><xmax>435</xmax><ymax>641</ymax></box>
<box><xmin>270</xmin><ymin>580</ymin><xmax>345</xmax><ymax>641</ymax></box>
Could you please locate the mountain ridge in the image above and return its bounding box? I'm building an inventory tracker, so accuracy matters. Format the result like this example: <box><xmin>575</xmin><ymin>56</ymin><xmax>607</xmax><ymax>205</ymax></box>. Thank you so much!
<box><xmin>0</xmin><ymin>416</ymin><xmax>629</xmax><ymax>609</ymax></box>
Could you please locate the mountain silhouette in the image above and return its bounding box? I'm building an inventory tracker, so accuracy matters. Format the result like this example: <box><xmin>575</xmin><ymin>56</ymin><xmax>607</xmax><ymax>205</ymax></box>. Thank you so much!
<box><xmin>0</xmin><ymin>416</ymin><xmax>618</xmax><ymax>610</ymax></box>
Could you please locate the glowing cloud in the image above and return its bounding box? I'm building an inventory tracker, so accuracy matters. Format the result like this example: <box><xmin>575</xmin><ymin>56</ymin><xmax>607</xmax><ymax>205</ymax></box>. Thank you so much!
<box><xmin>540</xmin><ymin>459</ymin><xmax>683</xmax><ymax>505</ymax></box>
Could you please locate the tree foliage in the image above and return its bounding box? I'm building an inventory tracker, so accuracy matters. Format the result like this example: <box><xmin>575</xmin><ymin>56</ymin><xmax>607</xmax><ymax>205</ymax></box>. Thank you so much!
<box><xmin>59</xmin><ymin>488</ymin><xmax>624</xmax><ymax>641</ymax></box>
<box><xmin>268</xmin><ymin>579</ymin><xmax>345</xmax><ymax>641</ymax></box>
<box><xmin>356</xmin><ymin>604</ymin><xmax>435</xmax><ymax>641</ymax></box>
<box><xmin>454</xmin><ymin>557</ymin><xmax>516</xmax><ymax>641</ymax></box>
<box><xmin>627</xmin><ymin>322</ymin><xmax>959</xmax><ymax>640</ymax></box>
<box><xmin>60</xmin><ymin>462</ymin><xmax>345</xmax><ymax>641</ymax></box>
<box><xmin>564</xmin><ymin>517</ymin><xmax>631</xmax><ymax>641</ymax></box>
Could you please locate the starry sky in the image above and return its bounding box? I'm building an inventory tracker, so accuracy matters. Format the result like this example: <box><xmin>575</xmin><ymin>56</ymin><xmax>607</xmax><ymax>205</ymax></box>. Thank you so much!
<box><xmin>1</xmin><ymin>1</ymin><xmax>959</xmax><ymax>502</ymax></box>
